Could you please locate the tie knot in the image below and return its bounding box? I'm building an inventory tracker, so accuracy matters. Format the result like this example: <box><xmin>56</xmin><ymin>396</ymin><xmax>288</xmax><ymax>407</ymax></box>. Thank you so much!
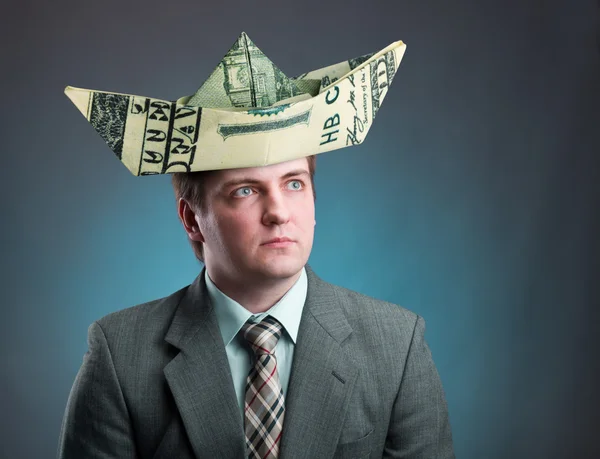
<box><xmin>241</xmin><ymin>316</ymin><xmax>284</xmax><ymax>355</ymax></box>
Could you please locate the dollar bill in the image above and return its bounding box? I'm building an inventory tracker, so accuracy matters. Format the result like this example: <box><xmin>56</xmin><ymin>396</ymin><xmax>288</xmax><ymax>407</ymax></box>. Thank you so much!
<box><xmin>187</xmin><ymin>32</ymin><xmax>311</xmax><ymax>108</ymax></box>
<box><xmin>65</xmin><ymin>34</ymin><xmax>406</xmax><ymax>176</ymax></box>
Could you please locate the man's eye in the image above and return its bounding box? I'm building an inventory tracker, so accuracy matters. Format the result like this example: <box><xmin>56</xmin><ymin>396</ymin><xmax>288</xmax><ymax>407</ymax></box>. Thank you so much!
<box><xmin>288</xmin><ymin>180</ymin><xmax>303</xmax><ymax>190</ymax></box>
<box><xmin>233</xmin><ymin>187</ymin><xmax>254</xmax><ymax>197</ymax></box>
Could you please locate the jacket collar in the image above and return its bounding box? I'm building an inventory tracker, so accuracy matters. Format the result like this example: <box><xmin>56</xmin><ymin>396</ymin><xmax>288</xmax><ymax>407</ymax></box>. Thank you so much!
<box><xmin>164</xmin><ymin>263</ymin><xmax>359</xmax><ymax>458</ymax></box>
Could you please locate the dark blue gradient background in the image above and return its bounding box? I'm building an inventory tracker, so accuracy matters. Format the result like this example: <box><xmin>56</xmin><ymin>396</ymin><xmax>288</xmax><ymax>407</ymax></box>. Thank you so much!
<box><xmin>1</xmin><ymin>0</ymin><xmax>599</xmax><ymax>457</ymax></box>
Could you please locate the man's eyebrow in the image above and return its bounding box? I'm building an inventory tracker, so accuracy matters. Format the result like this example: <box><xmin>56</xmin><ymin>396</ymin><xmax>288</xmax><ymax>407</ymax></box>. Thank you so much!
<box><xmin>220</xmin><ymin>169</ymin><xmax>310</xmax><ymax>190</ymax></box>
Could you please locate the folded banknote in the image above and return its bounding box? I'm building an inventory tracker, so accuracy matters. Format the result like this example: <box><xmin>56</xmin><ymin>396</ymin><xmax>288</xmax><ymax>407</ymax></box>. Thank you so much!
<box><xmin>65</xmin><ymin>32</ymin><xmax>406</xmax><ymax>175</ymax></box>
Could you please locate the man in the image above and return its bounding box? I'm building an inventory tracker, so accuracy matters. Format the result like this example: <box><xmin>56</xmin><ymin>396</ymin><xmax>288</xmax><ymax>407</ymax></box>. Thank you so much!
<box><xmin>57</xmin><ymin>154</ymin><xmax>454</xmax><ymax>458</ymax></box>
<box><xmin>59</xmin><ymin>33</ymin><xmax>454</xmax><ymax>458</ymax></box>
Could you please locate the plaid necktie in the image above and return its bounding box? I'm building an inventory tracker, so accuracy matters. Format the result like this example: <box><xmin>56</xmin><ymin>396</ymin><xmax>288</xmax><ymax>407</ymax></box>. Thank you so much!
<box><xmin>241</xmin><ymin>315</ymin><xmax>286</xmax><ymax>459</ymax></box>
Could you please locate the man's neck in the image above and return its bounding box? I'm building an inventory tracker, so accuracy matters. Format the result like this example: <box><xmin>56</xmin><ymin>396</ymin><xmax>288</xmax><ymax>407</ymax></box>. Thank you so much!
<box><xmin>207</xmin><ymin>268</ymin><xmax>303</xmax><ymax>315</ymax></box>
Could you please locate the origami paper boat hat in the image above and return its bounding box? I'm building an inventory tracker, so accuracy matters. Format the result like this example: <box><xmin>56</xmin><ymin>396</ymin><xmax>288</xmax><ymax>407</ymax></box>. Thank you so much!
<box><xmin>65</xmin><ymin>32</ymin><xmax>406</xmax><ymax>176</ymax></box>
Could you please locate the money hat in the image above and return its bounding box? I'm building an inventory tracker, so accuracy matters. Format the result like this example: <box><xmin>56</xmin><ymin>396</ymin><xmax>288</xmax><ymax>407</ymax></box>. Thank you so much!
<box><xmin>65</xmin><ymin>32</ymin><xmax>406</xmax><ymax>176</ymax></box>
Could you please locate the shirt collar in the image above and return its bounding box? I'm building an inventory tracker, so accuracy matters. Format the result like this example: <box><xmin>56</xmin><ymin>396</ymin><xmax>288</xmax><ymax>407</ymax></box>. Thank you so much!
<box><xmin>205</xmin><ymin>266</ymin><xmax>307</xmax><ymax>347</ymax></box>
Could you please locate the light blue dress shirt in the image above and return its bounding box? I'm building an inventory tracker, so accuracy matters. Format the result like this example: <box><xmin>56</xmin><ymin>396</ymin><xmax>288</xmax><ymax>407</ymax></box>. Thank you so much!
<box><xmin>204</xmin><ymin>267</ymin><xmax>308</xmax><ymax>423</ymax></box>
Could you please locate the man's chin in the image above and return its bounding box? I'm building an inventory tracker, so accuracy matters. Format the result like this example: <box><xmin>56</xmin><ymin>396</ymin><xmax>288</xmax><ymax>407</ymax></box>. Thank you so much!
<box><xmin>250</xmin><ymin>257</ymin><xmax>305</xmax><ymax>280</ymax></box>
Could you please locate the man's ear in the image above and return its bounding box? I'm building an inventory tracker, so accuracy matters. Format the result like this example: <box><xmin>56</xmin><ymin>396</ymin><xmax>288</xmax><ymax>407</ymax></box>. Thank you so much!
<box><xmin>177</xmin><ymin>198</ymin><xmax>205</xmax><ymax>243</ymax></box>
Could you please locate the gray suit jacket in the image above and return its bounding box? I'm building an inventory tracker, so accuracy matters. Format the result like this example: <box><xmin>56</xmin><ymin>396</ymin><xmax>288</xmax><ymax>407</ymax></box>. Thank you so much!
<box><xmin>57</xmin><ymin>264</ymin><xmax>454</xmax><ymax>458</ymax></box>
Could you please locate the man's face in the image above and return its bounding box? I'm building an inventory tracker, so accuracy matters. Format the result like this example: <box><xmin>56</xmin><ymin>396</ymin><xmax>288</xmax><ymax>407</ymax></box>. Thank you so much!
<box><xmin>193</xmin><ymin>157</ymin><xmax>316</xmax><ymax>283</ymax></box>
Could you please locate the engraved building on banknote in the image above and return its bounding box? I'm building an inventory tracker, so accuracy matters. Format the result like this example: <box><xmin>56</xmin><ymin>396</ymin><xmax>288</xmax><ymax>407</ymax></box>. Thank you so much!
<box><xmin>221</xmin><ymin>34</ymin><xmax>301</xmax><ymax>107</ymax></box>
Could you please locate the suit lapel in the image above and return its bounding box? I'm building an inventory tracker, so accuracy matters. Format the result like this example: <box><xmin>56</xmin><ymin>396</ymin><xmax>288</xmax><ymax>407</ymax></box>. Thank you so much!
<box><xmin>163</xmin><ymin>268</ymin><xmax>245</xmax><ymax>458</ymax></box>
<box><xmin>279</xmin><ymin>265</ymin><xmax>360</xmax><ymax>458</ymax></box>
<box><xmin>162</xmin><ymin>264</ymin><xmax>359</xmax><ymax>459</ymax></box>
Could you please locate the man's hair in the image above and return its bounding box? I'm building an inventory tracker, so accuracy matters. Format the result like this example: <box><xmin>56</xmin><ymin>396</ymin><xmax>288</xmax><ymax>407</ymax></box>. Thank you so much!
<box><xmin>171</xmin><ymin>155</ymin><xmax>317</xmax><ymax>263</ymax></box>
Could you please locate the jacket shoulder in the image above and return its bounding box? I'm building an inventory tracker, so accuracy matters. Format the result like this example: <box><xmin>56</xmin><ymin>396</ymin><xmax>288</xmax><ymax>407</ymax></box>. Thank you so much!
<box><xmin>93</xmin><ymin>284</ymin><xmax>189</xmax><ymax>337</ymax></box>
<box><xmin>327</xmin><ymin>280</ymin><xmax>419</xmax><ymax>325</ymax></box>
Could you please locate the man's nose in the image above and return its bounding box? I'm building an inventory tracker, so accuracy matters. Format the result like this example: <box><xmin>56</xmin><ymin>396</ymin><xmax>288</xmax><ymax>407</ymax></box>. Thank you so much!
<box><xmin>262</xmin><ymin>190</ymin><xmax>291</xmax><ymax>225</ymax></box>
